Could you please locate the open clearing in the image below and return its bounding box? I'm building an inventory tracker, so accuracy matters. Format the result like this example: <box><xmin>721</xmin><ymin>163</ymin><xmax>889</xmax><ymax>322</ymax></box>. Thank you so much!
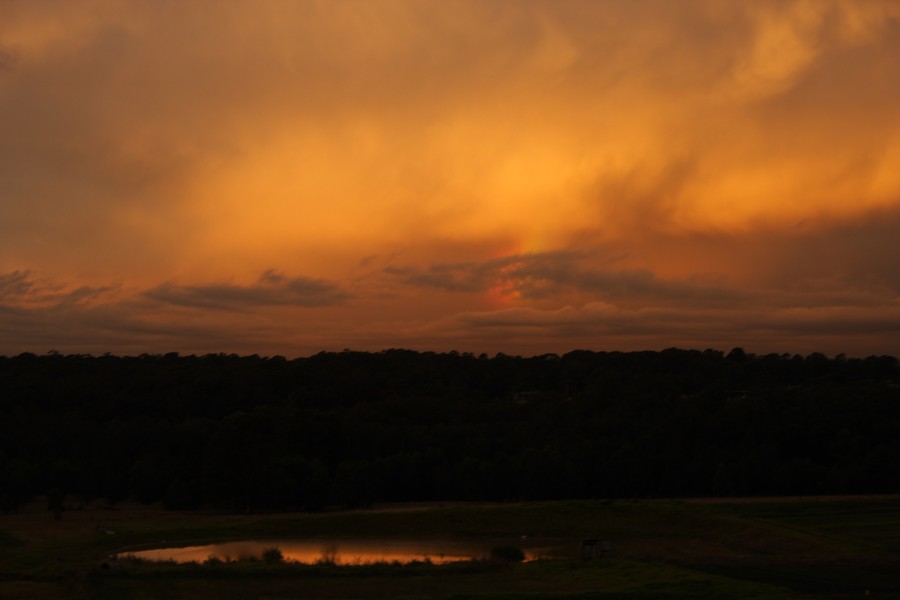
<box><xmin>2</xmin><ymin>496</ymin><xmax>900</xmax><ymax>599</ymax></box>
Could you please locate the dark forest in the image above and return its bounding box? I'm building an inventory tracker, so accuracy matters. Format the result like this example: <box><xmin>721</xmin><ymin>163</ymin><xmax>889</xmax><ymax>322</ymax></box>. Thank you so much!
<box><xmin>1</xmin><ymin>348</ymin><xmax>898</xmax><ymax>513</ymax></box>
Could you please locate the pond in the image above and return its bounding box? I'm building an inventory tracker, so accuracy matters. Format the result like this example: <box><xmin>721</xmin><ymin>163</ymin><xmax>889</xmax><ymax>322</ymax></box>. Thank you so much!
<box><xmin>118</xmin><ymin>538</ymin><xmax>563</xmax><ymax>565</ymax></box>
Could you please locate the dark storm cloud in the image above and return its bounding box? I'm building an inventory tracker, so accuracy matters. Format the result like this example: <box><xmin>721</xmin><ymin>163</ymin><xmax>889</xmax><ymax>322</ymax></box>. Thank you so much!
<box><xmin>0</xmin><ymin>270</ymin><xmax>350</xmax><ymax>356</ymax></box>
<box><xmin>383</xmin><ymin>234</ymin><xmax>900</xmax><ymax>357</ymax></box>
<box><xmin>0</xmin><ymin>270</ymin><xmax>114</xmax><ymax>306</ymax></box>
<box><xmin>0</xmin><ymin>271</ymin><xmax>34</xmax><ymax>299</ymax></box>
<box><xmin>384</xmin><ymin>261</ymin><xmax>499</xmax><ymax>293</ymax></box>
<box><xmin>758</xmin><ymin>208</ymin><xmax>900</xmax><ymax>294</ymax></box>
<box><xmin>384</xmin><ymin>250</ymin><xmax>595</xmax><ymax>293</ymax></box>
<box><xmin>145</xmin><ymin>270</ymin><xmax>348</xmax><ymax>310</ymax></box>
<box><xmin>386</xmin><ymin>251</ymin><xmax>753</xmax><ymax>308</ymax></box>
<box><xmin>0</xmin><ymin>297</ymin><xmax>257</xmax><ymax>355</ymax></box>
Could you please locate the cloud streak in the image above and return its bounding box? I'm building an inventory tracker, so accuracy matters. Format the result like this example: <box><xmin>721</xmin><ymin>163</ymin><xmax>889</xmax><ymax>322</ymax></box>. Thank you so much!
<box><xmin>145</xmin><ymin>270</ymin><xmax>348</xmax><ymax>310</ymax></box>
<box><xmin>387</xmin><ymin>251</ymin><xmax>755</xmax><ymax>308</ymax></box>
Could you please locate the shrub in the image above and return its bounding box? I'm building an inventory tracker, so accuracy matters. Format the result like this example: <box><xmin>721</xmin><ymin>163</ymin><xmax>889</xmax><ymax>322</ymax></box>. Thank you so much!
<box><xmin>262</xmin><ymin>547</ymin><xmax>284</xmax><ymax>563</ymax></box>
<box><xmin>490</xmin><ymin>545</ymin><xmax>525</xmax><ymax>563</ymax></box>
<box><xmin>316</xmin><ymin>544</ymin><xmax>338</xmax><ymax>566</ymax></box>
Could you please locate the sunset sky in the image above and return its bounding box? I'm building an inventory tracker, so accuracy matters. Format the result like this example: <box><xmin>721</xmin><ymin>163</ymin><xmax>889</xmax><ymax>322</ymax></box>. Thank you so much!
<box><xmin>2</xmin><ymin>0</ymin><xmax>900</xmax><ymax>357</ymax></box>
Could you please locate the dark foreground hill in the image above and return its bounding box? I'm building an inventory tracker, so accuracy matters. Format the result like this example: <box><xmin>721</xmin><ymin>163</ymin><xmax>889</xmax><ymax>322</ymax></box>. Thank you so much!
<box><xmin>1</xmin><ymin>348</ymin><xmax>898</xmax><ymax>511</ymax></box>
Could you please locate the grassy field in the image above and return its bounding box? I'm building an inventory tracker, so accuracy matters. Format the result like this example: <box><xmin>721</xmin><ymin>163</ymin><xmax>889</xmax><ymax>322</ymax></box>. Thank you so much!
<box><xmin>2</xmin><ymin>496</ymin><xmax>899</xmax><ymax>599</ymax></box>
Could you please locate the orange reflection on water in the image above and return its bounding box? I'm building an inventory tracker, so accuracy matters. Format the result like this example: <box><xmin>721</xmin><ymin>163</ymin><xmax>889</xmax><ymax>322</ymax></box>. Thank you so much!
<box><xmin>121</xmin><ymin>539</ymin><xmax>536</xmax><ymax>565</ymax></box>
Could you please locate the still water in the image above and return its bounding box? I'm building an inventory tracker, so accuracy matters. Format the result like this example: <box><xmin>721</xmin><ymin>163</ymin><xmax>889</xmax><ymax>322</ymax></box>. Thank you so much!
<box><xmin>119</xmin><ymin>539</ymin><xmax>554</xmax><ymax>565</ymax></box>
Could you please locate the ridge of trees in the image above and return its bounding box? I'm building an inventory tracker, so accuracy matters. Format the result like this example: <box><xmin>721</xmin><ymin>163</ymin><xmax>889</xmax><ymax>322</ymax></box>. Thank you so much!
<box><xmin>0</xmin><ymin>348</ymin><xmax>898</xmax><ymax>512</ymax></box>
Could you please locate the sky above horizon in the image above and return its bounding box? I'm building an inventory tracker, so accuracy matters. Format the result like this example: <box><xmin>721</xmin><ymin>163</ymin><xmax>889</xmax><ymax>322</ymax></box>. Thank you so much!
<box><xmin>2</xmin><ymin>0</ymin><xmax>900</xmax><ymax>358</ymax></box>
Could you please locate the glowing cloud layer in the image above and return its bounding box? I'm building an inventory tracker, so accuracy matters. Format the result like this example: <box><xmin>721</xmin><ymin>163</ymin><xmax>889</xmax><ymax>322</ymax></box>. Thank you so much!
<box><xmin>1</xmin><ymin>0</ymin><xmax>899</xmax><ymax>356</ymax></box>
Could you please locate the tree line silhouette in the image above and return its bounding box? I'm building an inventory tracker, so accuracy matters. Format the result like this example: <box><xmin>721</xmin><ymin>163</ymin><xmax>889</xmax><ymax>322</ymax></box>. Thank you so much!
<box><xmin>1</xmin><ymin>348</ymin><xmax>898</xmax><ymax>512</ymax></box>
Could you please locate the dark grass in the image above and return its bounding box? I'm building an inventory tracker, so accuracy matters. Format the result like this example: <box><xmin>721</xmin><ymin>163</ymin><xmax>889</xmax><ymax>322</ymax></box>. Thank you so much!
<box><xmin>691</xmin><ymin>562</ymin><xmax>900</xmax><ymax>595</ymax></box>
<box><xmin>0</xmin><ymin>530</ymin><xmax>24</xmax><ymax>547</ymax></box>
<box><xmin>3</xmin><ymin>497</ymin><xmax>900</xmax><ymax>599</ymax></box>
<box><xmin>86</xmin><ymin>559</ymin><xmax>789</xmax><ymax>600</ymax></box>
<box><xmin>707</xmin><ymin>497</ymin><xmax>900</xmax><ymax>554</ymax></box>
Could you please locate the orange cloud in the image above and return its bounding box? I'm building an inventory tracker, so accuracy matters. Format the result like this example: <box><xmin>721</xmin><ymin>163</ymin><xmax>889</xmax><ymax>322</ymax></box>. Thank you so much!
<box><xmin>1</xmin><ymin>1</ymin><xmax>899</xmax><ymax>356</ymax></box>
